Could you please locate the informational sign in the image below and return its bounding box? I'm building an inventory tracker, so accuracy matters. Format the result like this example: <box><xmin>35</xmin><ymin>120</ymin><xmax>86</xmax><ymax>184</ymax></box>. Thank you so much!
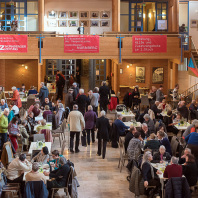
<box><xmin>0</xmin><ymin>35</ymin><xmax>27</xmax><ymax>53</ymax></box>
<box><xmin>158</xmin><ymin>20</ymin><xmax>167</xmax><ymax>30</ymax></box>
<box><xmin>132</xmin><ymin>35</ymin><xmax>167</xmax><ymax>53</ymax></box>
<box><xmin>64</xmin><ymin>35</ymin><xmax>99</xmax><ymax>53</ymax></box>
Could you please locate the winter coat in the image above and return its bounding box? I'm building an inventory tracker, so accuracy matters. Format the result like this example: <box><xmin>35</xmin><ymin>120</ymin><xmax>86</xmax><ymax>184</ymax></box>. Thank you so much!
<box><xmin>96</xmin><ymin>116</ymin><xmax>110</xmax><ymax>141</ymax></box>
<box><xmin>84</xmin><ymin>110</ymin><xmax>97</xmax><ymax>130</ymax></box>
<box><xmin>89</xmin><ymin>93</ymin><xmax>99</xmax><ymax>107</ymax></box>
<box><xmin>156</xmin><ymin>89</ymin><xmax>164</xmax><ymax>102</ymax></box>
<box><xmin>39</xmin><ymin>86</ymin><xmax>49</xmax><ymax>104</ymax></box>
<box><xmin>8</xmin><ymin>110</ymin><xmax>15</xmax><ymax>123</ymax></box>
<box><xmin>152</xmin><ymin>151</ymin><xmax>171</xmax><ymax>163</ymax></box>
<box><xmin>0</xmin><ymin>114</ymin><xmax>8</xmax><ymax>133</ymax></box>
<box><xmin>65</xmin><ymin>93</ymin><xmax>74</xmax><ymax>110</ymax></box>
<box><xmin>76</xmin><ymin>94</ymin><xmax>90</xmax><ymax>115</ymax></box>
<box><xmin>123</xmin><ymin>92</ymin><xmax>132</xmax><ymax>108</ymax></box>
<box><xmin>19</xmin><ymin>125</ymin><xmax>29</xmax><ymax>145</ymax></box>
<box><xmin>99</xmin><ymin>85</ymin><xmax>111</xmax><ymax>104</ymax></box>
<box><xmin>55</xmin><ymin>108</ymin><xmax>65</xmax><ymax>125</ymax></box>
<box><xmin>11</xmin><ymin>90</ymin><xmax>22</xmax><ymax>108</ymax></box>
<box><xmin>108</xmin><ymin>96</ymin><xmax>118</xmax><ymax>111</ymax></box>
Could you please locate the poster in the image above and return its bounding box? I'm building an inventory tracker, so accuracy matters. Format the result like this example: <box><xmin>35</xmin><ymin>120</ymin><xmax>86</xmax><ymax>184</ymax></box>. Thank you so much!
<box><xmin>64</xmin><ymin>35</ymin><xmax>99</xmax><ymax>53</ymax></box>
<box><xmin>136</xmin><ymin>66</ymin><xmax>145</xmax><ymax>83</ymax></box>
<box><xmin>152</xmin><ymin>67</ymin><xmax>164</xmax><ymax>84</ymax></box>
<box><xmin>132</xmin><ymin>35</ymin><xmax>167</xmax><ymax>53</ymax></box>
<box><xmin>158</xmin><ymin>20</ymin><xmax>167</xmax><ymax>30</ymax></box>
<box><xmin>0</xmin><ymin>35</ymin><xmax>27</xmax><ymax>53</ymax></box>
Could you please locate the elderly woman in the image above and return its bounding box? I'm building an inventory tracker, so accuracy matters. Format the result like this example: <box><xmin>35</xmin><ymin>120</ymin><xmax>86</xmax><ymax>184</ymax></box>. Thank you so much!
<box><xmin>143</xmin><ymin>114</ymin><xmax>155</xmax><ymax>133</ymax></box>
<box><xmin>26</xmin><ymin>111</ymin><xmax>38</xmax><ymax>133</ymax></box>
<box><xmin>0</xmin><ymin>99</ymin><xmax>8</xmax><ymax>111</ymax></box>
<box><xmin>31</xmin><ymin>146</ymin><xmax>49</xmax><ymax>165</ymax></box>
<box><xmin>36</xmin><ymin>119</ymin><xmax>50</xmax><ymax>133</ymax></box>
<box><xmin>25</xmin><ymin>162</ymin><xmax>46</xmax><ymax>184</ymax></box>
<box><xmin>163</xmin><ymin>156</ymin><xmax>182</xmax><ymax>179</ymax></box>
<box><xmin>32</xmin><ymin>103</ymin><xmax>41</xmax><ymax>118</ymax></box>
<box><xmin>88</xmin><ymin>87</ymin><xmax>100</xmax><ymax>116</ymax></box>
<box><xmin>11</xmin><ymin>86</ymin><xmax>22</xmax><ymax>108</ymax></box>
<box><xmin>55</xmin><ymin>103</ymin><xmax>65</xmax><ymax>125</ymax></box>
<box><xmin>152</xmin><ymin>145</ymin><xmax>171</xmax><ymax>163</ymax></box>
<box><xmin>144</xmin><ymin>133</ymin><xmax>160</xmax><ymax>150</ymax></box>
<box><xmin>43</xmin><ymin>105</ymin><xmax>52</xmax><ymax>119</ymax></box>
<box><xmin>0</xmin><ymin>86</ymin><xmax>5</xmax><ymax>100</ymax></box>
<box><xmin>157</xmin><ymin>131</ymin><xmax>172</xmax><ymax>155</ymax></box>
<box><xmin>141</xmin><ymin>151</ymin><xmax>161</xmax><ymax>197</ymax></box>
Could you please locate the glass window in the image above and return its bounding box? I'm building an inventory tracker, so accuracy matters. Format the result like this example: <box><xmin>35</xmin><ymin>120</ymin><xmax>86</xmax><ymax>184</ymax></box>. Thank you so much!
<box><xmin>162</xmin><ymin>3</ymin><xmax>167</xmax><ymax>10</ymax></box>
<box><xmin>27</xmin><ymin>15</ymin><xmax>38</xmax><ymax>31</ymax></box>
<box><xmin>1</xmin><ymin>3</ymin><xmax>5</xmax><ymax>7</ymax></box>
<box><xmin>120</xmin><ymin>15</ymin><xmax>129</xmax><ymax>32</ymax></box>
<box><xmin>121</xmin><ymin>1</ymin><xmax>129</xmax><ymax>14</ymax></box>
<box><xmin>20</xmin><ymin>2</ymin><xmax>24</xmax><ymax>8</ymax></box>
<box><xmin>27</xmin><ymin>2</ymin><xmax>38</xmax><ymax>14</ymax></box>
<box><xmin>20</xmin><ymin>9</ymin><xmax>24</xmax><ymax>14</ymax></box>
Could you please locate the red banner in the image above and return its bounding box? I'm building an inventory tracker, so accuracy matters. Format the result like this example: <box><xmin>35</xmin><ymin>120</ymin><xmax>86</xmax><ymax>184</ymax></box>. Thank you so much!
<box><xmin>132</xmin><ymin>35</ymin><xmax>167</xmax><ymax>53</ymax></box>
<box><xmin>0</xmin><ymin>35</ymin><xmax>27</xmax><ymax>53</ymax></box>
<box><xmin>64</xmin><ymin>35</ymin><xmax>99</xmax><ymax>53</ymax></box>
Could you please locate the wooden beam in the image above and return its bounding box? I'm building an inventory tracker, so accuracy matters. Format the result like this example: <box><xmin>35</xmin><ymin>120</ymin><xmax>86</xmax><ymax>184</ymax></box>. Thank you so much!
<box><xmin>38</xmin><ymin>0</ymin><xmax>45</xmax><ymax>31</ymax></box>
<box><xmin>112</xmin><ymin>0</ymin><xmax>120</xmax><ymax>31</ymax></box>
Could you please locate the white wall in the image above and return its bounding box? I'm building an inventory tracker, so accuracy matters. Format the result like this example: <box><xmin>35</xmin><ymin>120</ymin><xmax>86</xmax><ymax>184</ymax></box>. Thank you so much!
<box><xmin>44</xmin><ymin>0</ymin><xmax>112</xmax><ymax>35</ymax></box>
<box><xmin>179</xmin><ymin>3</ymin><xmax>188</xmax><ymax>27</ymax></box>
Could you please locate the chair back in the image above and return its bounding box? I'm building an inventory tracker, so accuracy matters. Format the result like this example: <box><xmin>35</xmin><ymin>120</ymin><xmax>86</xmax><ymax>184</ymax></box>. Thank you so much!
<box><xmin>119</xmin><ymin>137</ymin><xmax>126</xmax><ymax>157</ymax></box>
<box><xmin>31</xmin><ymin>150</ymin><xmax>40</xmax><ymax>159</ymax></box>
<box><xmin>33</xmin><ymin>134</ymin><xmax>45</xmax><ymax>142</ymax></box>
<box><xmin>62</xmin><ymin>119</ymin><xmax>67</xmax><ymax>132</ymax></box>
<box><xmin>46</xmin><ymin>114</ymin><xmax>53</xmax><ymax>122</ymax></box>
<box><xmin>27</xmin><ymin>98</ymin><xmax>36</xmax><ymax>109</ymax></box>
<box><xmin>61</xmin><ymin>140</ymin><xmax>67</xmax><ymax>155</ymax></box>
<box><xmin>141</xmin><ymin>96</ymin><xmax>149</xmax><ymax>106</ymax></box>
<box><xmin>170</xmin><ymin>136</ymin><xmax>179</xmax><ymax>156</ymax></box>
<box><xmin>40</xmin><ymin>129</ymin><xmax>53</xmax><ymax>143</ymax></box>
<box><xmin>122</xmin><ymin>117</ymin><xmax>126</xmax><ymax>122</ymax></box>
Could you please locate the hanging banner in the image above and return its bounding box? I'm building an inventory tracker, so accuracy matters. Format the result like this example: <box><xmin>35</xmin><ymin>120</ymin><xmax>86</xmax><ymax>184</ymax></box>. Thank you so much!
<box><xmin>0</xmin><ymin>35</ymin><xmax>27</xmax><ymax>53</ymax></box>
<box><xmin>64</xmin><ymin>35</ymin><xmax>99</xmax><ymax>53</ymax></box>
<box><xmin>132</xmin><ymin>35</ymin><xmax>167</xmax><ymax>53</ymax></box>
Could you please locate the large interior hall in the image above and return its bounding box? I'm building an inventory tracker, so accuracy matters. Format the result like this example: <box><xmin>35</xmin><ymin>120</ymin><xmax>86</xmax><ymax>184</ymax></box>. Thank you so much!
<box><xmin>0</xmin><ymin>0</ymin><xmax>198</xmax><ymax>198</ymax></box>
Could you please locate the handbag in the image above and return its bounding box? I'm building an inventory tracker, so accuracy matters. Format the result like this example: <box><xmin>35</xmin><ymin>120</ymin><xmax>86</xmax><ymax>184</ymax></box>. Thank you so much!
<box><xmin>81</xmin><ymin>135</ymin><xmax>87</xmax><ymax>147</ymax></box>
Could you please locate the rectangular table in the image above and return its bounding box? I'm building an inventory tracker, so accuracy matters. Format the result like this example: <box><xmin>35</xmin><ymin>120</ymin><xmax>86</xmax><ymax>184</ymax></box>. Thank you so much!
<box><xmin>34</xmin><ymin>122</ymin><xmax>52</xmax><ymax>132</ymax></box>
<box><xmin>35</xmin><ymin>116</ymin><xmax>44</xmax><ymax>122</ymax></box>
<box><xmin>28</xmin><ymin>142</ymin><xmax>52</xmax><ymax>154</ymax></box>
<box><xmin>121</xmin><ymin>112</ymin><xmax>135</xmax><ymax>121</ymax></box>
<box><xmin>123</xmin><ymin>121</ymin><xmax>141</xmax><ymax>128</ymax></box>
<box><xmin>175</xmin><ymin>123</ymin><xmax>190</xmax><ymax>131</ymax></box>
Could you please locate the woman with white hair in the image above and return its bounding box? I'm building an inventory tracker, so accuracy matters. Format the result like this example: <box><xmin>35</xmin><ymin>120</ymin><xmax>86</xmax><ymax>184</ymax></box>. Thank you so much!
<box><xmin>152</xmin><ymin>145</ymin><xmax>171</xmax><ymax>163</ymax></box>
<box><xmin>96</xmin><ymin>110</ymin><xmax>110</xmax><ymax>159</ymax></box>
<box><xmin>0</xmin><ymin>99</ymin><xmax>8</xmax><ymax>111</ymax></box>
<box><xmin>11</xmin><ymin>86</ymin><xmax>22</xmax><ymax>108</ymax></box>
<box><xmin>55</xmin><ymin>103</ymin><xmax>65</xmax><ymax>125</ymax></box>
<box><xmin>88</xmin><ymin>87</ymin><xmax>99</xmax><ymax>116</ymax></box>
<box><xmin>0</xmin><ymin>86</ymin><xmax>5</xmax><ymax>100</ymax></box>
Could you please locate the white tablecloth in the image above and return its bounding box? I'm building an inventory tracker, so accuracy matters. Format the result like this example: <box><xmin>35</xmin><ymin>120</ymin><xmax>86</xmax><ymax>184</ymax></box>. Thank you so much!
<box><xmin>35</xmin><ymin>116</ymin><xmax>44</xmax><ymax>121</ymax></box>
<box><xmin>123</xmin><ymin>121</ymin><xmax>142</xmax><ymax>128</ymax></box>
<box><xmin>175</xmin><ymin>123</ymin><xmax>190</xmax><ymax>131</ymax></box>
<box><xmin>28</xmin><ymin>142</ymin><xmax>52</xmax><ymax>154</ymax></box>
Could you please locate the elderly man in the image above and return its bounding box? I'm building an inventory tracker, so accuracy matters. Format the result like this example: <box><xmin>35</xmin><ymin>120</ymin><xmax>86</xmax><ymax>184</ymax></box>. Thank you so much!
<box><xmin>65</xmin><ymin>88</ymin><xmax>74</xmax><ymax>111</ymax></box>
<box><xmin>42</xmin><ymin>98</ymin><xmax>52</xmax><ymax>111</ymax></box>
<box><xmin>68</xmin><ymin>105</ymin><xmax>85</xmax><ymax>153</ymax></box>
<box><xmin>177</xmin><ymin>101</ymin><xmax>188</xmax><ymax>120</ymax></box>
<box><xmin>39</xmin><ymin>82</ymin><xmax>49</xmax><ymax>105</ymax></box>
<box><xmin>179</xmin><ymin>148</ymin><xmax>191</xmax><ymax>164</ymax></box>
<box><xmin>183</xmin><ymin>119</ymin><xmax>198</xmax><ymax>138</ymax></box>
<box><xmin>156</xmin><ymin>85</ymin><xmax>167</xmax><ymax>102</ymax></box>
<box><xmin>124</xmin><ymin>126</ymin><xmax>137</xmax><ymax>152</ymax></box>
<box><xmin>152</xmin><ymin>145</ymin><xmax>171</xmax><ymax>163</ymax></box>
<box><xmin>151</xmin><ymin>101</ymin><xmax>162</xmax><ymax>119</ymax></box>
<box><xmin>71</xmin><ymin>82</ymin><xmax>79</xmax><ymax>101</ymax></box>
<box><xmin>189</xmin><ymin>100</ymin><xmax>198</xmax><ymax>120</ymax></box>
<box><xmin>88</xmin><ymin>88</ymin><xmax>100</xmax><ymax>115</ymax></box>
<box><xmin>157</xmin><ymin>131</ymin><xmax>172</xmax><ymax>155</ymax></box>
<box><xmin>143</xmin><ymin>114</ymin><xmax>155</xmax><ymax>133</ymax></box>
<box><xmin>0</xmin><ymin>108</ymin><xmax>9</xmax><ymax>150</ymax></box>
<box><xmin>114</xmin><ymin>114</ymin><xmax>129</xmax><ymax>136</ymax></box>
<box><xmin>139</xmin><ymin>123</ymin><xmax>150</xmax><ymax>139</ymax></box>
<box><xmin>96</xmin><ymin>110</ymin><xmax>110</xmax><ymax>159</ymax></box>
<box><xmin>0</xmin><ymin>99</ymin><xmax>8</xmax><ymax>111</ymax></box>
<box><xmin>84</xmin><ymin>105</ymin><xmax>97</xmax><ymax>145</ymax></box>
<box><xmin>11</xmin><ymin>86</ymin><xmax>22</xmax><ymax>108</ymax></box>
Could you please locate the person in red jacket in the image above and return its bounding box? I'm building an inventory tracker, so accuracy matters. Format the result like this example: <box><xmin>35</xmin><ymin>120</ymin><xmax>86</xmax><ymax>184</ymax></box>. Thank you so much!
<box><xmin>11</xmin><ymin>86</ymin><xmax>22</xmax><ymax>108</ymax></box>
<box><xmin>163</xmin><ymin>156</ymin><xmax>182</xmax><ymax>179</ymax></box>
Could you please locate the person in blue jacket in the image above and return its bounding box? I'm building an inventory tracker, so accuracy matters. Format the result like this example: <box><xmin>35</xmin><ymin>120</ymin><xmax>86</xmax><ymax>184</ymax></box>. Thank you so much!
<box><xmin>114</xmin><ymin>114</ymin><xmax>129</xmax><ymax>136</ymax></box>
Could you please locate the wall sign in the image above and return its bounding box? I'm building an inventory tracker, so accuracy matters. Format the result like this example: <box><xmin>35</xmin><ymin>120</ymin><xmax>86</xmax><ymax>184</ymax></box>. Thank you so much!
<box><xmin>132</xmin><ymin>35</ymin><xmax>167</xmax><ymax>53</ymax></box>
<box><xmin>0</xmin><ymin>35</ymin><xmax>27</xmax><ymax>53</ymax></box>
<box><xmin>64</xmin><ymin>35</ymin><xmax>99</xmax><ymax>53</ymax></box>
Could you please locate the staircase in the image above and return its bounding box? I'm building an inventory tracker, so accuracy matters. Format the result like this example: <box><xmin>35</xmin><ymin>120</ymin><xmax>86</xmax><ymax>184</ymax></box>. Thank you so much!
<box><xmin>190</xmin><ymin>38</ymin><xmax>198</xmax><ymax>72</ymax></box>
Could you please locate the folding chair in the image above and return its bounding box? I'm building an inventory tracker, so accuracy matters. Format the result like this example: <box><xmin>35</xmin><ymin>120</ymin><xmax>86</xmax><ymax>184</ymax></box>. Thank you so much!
<box><xmin>33</xmin><ymin>134</ymin><xmax>45</xmax><ymax>142</ymax></box>
<box><xmin>118</xmin><ymin>137</ymin><xmax>128</xmax><ymax>172</ymax></box>
<box><xmin>170</xmin><ymin>136</ymin><xmax>179</xmax><ymax>156</ymax></box>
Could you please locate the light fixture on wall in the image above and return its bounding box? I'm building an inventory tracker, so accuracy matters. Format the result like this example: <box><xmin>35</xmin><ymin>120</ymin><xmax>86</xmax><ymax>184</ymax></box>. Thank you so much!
<box><xmin>22</xmin><ymin>64</ymin><xmax>24</xmax><ymax>67</ymax></box>
<box><xmin>149</xmin><ymin>13</ymin><xmax>151</xmax><ymax>18</ymax></box>
<box><xmin>51</xmin><ymin>10</ymin><xmax>55</xmax><ymax>15</ymax></box>
<box><xmin>101</xmin><ymin>59</ymin><xmax>104</xmax><ymax>63</ymax></box>
<box><xmin>143</xmin><ymin>14</ymin><xmax>145</xmax><ymax>18</ymax></box>
<box><xmin>127</xmin><ymin>65</ymin><xmax>129</xmax><ymax>69</ymax></box>
<box><xmin>130</xmin><ymin>64</ymin><xmax>133</xmax><ymax>67</ymax></box>
<box><xmin>25</xmin><ymin>66</ymin><xmax>28</xmax><ymax>69</ymax></box>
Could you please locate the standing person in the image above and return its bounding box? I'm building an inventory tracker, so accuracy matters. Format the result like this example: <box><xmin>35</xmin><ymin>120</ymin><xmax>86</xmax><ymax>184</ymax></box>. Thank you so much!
<box><xmin>156</xmin><ymin>85</ymin><xmax>167</xmax><ymax>102</ymax></box>
<box><xmin>96</xmin><ymin>110</ymin><xmax>110</xmax><ymax>159</ymax></box>
<box><xmin>55</xmin><ymin>103</ymin><xmax>65</xmax><ymax>125</ymax></box>
<box><xmin>132</xmin><ymin>86</ymin><xmax>140</xmax><ymax>109</ymax></box>
<box><xmin>39</xmin><ymin>82</ymin><xmax>49</xmax><ymax>105</ymax></box>
<box><xmin>0</xmin><ymin>86</ymin><xmax>5</xmax><ymax>100</ymax></box>
<box><xmin>11</xmin><ymin>86</ymin><xmax>22</xmax><ymax>108</ymax></box>
<box><xmin>173</xmin><ymin>84</ymin><xmax>179</xmax><ymax>101</ymax></box>
<box><xmin>99</xmin><ymin>81</ymin><xmax>111</xmax><ymax>112</ymax></box>
<box><xmin>71</xmin><ymin>83</ymin><xmax>79</xmax><ymax>101</ymax></box>
<box><xmin>149</xmin><ymin>86</ymin><xmax>157</xmax><ymax>106</ymax></box>
<box><xmin>0</xmin><ymin>108</ymin><xmax>9</xmax><ymax>150</ymax></box>
<box><xmin>68</xmin><ymin>105</ymin><xmax>85</xmax><ymax>153</ymax></box>
<box><xmin>69</xmin><ymin>74</ymin><xmax>75</xmax><ymax>88</ymax></box>
<box><xmin>56</xmin><ymin>72</ymin><xmax>65</xmax><ymax>101</ymax></box>
<box><xmin>65</xmin><ymin>88</ymin><xmax>74</xmax><ymax>111</ymax></box>
<box><xmin>189</xmin><ymin>100</ymin><xmax>198</xmax><ymax>120</ymax></box>
<box><xmin>84</xmin><ymin>105</ymin><xmax>97</xmax><ymax>145</ymax></box>
<box><xmin>76</xmin><ymin>66</ymin><xmax>81</xmax><ymax>88</ymax></box>
<box><xmin>123</xmin><ymin>89</ymin><xmax>133</xmax><ymax>109</ymax></box>
<box><xmin>76</xmin><ymin>89</ymin><xmax>90</xmax><ymax>115</ymax></box>
<box><xmin>89</xmin><ymin>88</ymin><xmax>100</xmax><ymax>116</ymax></box>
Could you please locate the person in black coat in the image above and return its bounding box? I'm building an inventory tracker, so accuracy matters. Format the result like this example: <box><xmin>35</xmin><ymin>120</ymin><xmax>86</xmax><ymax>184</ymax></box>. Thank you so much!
<box><xmin>96</xmin><ymin>110</ymin><xmax>110</xmax><ymax>159</ymax></box>
<box><xmin>56</xmin><ymin>73</ymin><xmax>65</xmax><ymax>101</ymax></box>
<box><xmin>131</xmin><ymin>87</ymin><xmax>140</xmax><ymax>108</ymax></box>
<box><xmin>124</xmin><ymin>126</ymin><xmax>137</xmax><ymax>152</ymax></box>
<box><xmin>44</xmin><ymin>157</ymin><xmax>70</xmax><ymax>196</ymax></box>
<box><xmin>76</xmin><ymin>89</ymin><xmax>90</xmax><ymax>115</ymax></box>
<box><xmin>177</xmin><ymin>101</ymin><xmax>189</xmax><ymax>120</ymax></box>
<box><xmin>99</xmin><ymin>81</ymin><xmax>111</xmax><ymax>112</ymax></box>
<box><xmin>182</xmin><ymin>154</ymin><xmax>198</xmax><ymax>187</ymax></box>
<box><xmin>152</xmin><ymin>145</ymin><xmax>171</xmax><ymax>163</ymax></box>
<box><xmin>189</xmin><ymin>100</ymin><xmax>197</xmax><ymax>120</ymax></box>
<box><xmin>151</xmin><ymin>101</ymin><xmax>162</xmax><ymax>119</ymax></box>
<box><xmin>123</xmin><ymin>91</ymin><xmax>132</xmax><ymax>108</ymax></box>
<box><xmin>39</xmin><ymin>82</ymin><xmax>49</xmax><ymax>105</ymax></box>
<box><xmin>71</xmin><ymin>82</ymin><xmax>79</xmax><ymax>101</ymax></box>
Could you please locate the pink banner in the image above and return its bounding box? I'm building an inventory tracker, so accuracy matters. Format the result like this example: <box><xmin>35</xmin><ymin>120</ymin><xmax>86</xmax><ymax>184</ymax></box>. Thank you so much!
<box><xmin>132</xmin><ymin>35</ymin><xmax>167</xmax><ymax>53</ymax></box>
<box><xmin>64</xmin><ymin>35</ymin><xmax>99</xmax><ymax>53</ymax></box>
<box><xmin>0</xmin><ymin>35</ymin><xmax>27</xmax><ymax>53</ymax></box>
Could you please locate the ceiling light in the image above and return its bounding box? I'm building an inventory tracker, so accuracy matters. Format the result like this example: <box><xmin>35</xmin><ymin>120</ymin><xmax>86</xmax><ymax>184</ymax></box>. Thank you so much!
<box><xmin>25</xmin><ymin>66</ymin><xmax>28</xmax><ymax>69</ymax></box>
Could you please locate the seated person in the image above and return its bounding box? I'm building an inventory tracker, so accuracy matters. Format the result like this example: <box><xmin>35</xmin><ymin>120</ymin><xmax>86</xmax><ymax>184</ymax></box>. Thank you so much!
<box><xmin>36</xmin><ymin>119</ymin><xmax>50</xmax><ymax>133</ymax></box>
<box><xmin>163</xmin><ymin>110</ymin><xmax>179</xmax><ymax>135</ymax></box>
<box><xmin>179</xmin><ymin>148</ymin><xmax>191</xmax><ymax>164</ymax></box>
<box><xmin>31</xmin><ymin>146</ymin><xmax>49</xmax><ymax>165</ymax></box>
<box><xmin>157</xmin><ymin>131</ymin><xmax>172</xmax><ymax>155</ymax></box>
<box><xmin>44</xmin><ymin>157</ymin><xmax>70</xmax><ymax>195</ymax></box>
<box><xmin>25</xmin><ymin>162</ymin><xmax>46</xmax><ymax>184</ymax></box>
<box><xmin>161</xmin><ymin>99</ymin><xmax>171</xmax><ymax>111</ymax></box>
<box><xmin>163</xmin><ymin>156</ymin><xmax>182</xmax><ymax>179</ymax></box>
<box><xmin>20</xmin><ymin>84</ymin><xmax>25</xmax><ymax>92</ymax></box>
<box><xmin>55</xmin><ymin>103</ymin><xmax>65</xmax><ymax>126</ymax></box>
<box><xmin>43</xmin><ymin>105</ymin><xmax>52</xmax><ymax>119</ymax></box>
<box><xmin>143</xmin><ymin>114</ymin><xmax>155</xmax><ymax>133</ymax></box>
<box><xmin>173</xmin><ymin>112</ymin><xmax>182</xmax><ymax>123</ymax></box>
<box><xmin>151</xmin><ymin>101</ymin><xmax>162</xmax><ymax>119</ymax></box>
<box><xmin>8</xmin><ymin>107</ymin><xmax>15</xmax><ymax>123</ymax></box>
<box><xmin>189</xmin><ymin>100</ymin><xmax>197</xmax><ymax>120</ymax></box>
<box><xmin>114</xmin><ymin>114</ymin><xmax>129</xmax><ymax>136</ymax></box>
<box><xmin>19</xmin><ymin>120</ymin><xmax>29</xmax><ymax>150</ymax></box>
<box><xmin>47</xmin><ymin>150</ymin><xmax>63</xmax><ymax>170</ymax></box>
<box><xmin>141</xmin><ymin>151</ymin><xmax>161</xmax><ymax>196</ymax></box>
<box><xmin>127</xmin><ymin>132</ymin><xmax>143</xmax><ymax>161</ymax></box>
<box><xmin>26</xmin><ymin>111</ymin><xmax>38</xmax><ymax>133</ymax></box>
<box><xmin>144</xmin><ymin>133</ymin><xmax>160</xmax><ymax>150</ymax></box>
<box><xmin>0</xmin><ymin>99</ymin><xmax>8</xmax><ymax>111</ymax></box>
<box><xmin>182</xmin><ymin>154</ymin><xmax>198</xmax><ymax>187</ymax></box>
<box><xmin>28</xmin><ymin>86</ymin><xmax>38</xmax><ymax>96</ymax></box>
<box><xmin>182</xmin><ymin>119</ymin><xmax>198</xmax><ymax>138</ymax></box>
<box><xmin>156</xmin><ymin>125</ymin><xmax>168</xmax><ymax>139</ymax></box>
<box><xmin>177</xmin><ymin>101</ymin><xmax>189</xmax><ymax>120</ymax></box>
<box><xmin>124</xmin><ymin>126</ymin><xmax>137</xmax><ymax>152</ymax></box>
<box><xmin>152</xmin><ymin>145</ymin><xmax>171</xmax><ymax>163</ymax></box>
<box><xmin>42</xmin><ymin>98</ymin><xmax>53</xmax><ymax>111</ymax></box>
<box><xmin>139</xmin><ymin>123</ymin><xmax>150</xmax><ymax>139</ymax></box>
<box><xmin>10</xmin><ymin>101</ymin><xmax>19</xmax><ymax>116</ymax></box>
<box><xmin>32</xmin><ymin>103</ymin><xmax>41</xmax><ymax>118</ymax></box>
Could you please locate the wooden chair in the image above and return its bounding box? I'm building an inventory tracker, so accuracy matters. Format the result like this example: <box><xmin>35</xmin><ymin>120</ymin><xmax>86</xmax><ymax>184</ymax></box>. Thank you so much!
<box><xmin>52</xmin><ymin>119</ymin><xmax>67</xmax><ymax>140</ymax></box>
<box><xmin>170</xmin><ymin>136</ymin><xmax>179</xmax><ymax>156</ymax></box>
<box><xmin>118</xmin><ymin>137</ymin><xmax>128</xmax><ymax>172</ymax></box>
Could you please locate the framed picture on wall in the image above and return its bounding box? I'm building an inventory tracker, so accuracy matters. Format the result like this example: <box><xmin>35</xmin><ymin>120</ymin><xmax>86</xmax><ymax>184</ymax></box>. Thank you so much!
<box><xmin>100</xmin><ymin>11</ymin><xmax>110</xmax><ymax>19</ymax></box>
<box><xmin>48</xmin><ymin>11</ymin><xmax>57</xmax><ymax>19</ymax></box>
<box><xmin>190</xmin><ymin>20</ymin><xmax>197</xmax><ymax>28</ymax></box>
<box><xmin>79</xmin><ymin>11</ymin><xmax>89</xmax><ymax>19</ymax></box>
<box><xmin>59</xmin><ymin>11</ymin><xmax>67</xmax><ymax>19</ymax></box>
<box><xmin>48</xmin><ymin>20</ymin><xmax>57</xmax><ymax>27</ymax></box>
<box><xmin>69</xmin><ymin>20</ymin><xmax>78</xmax><ymax>27</ymax></box>
<box><xmin>79</xmin><ymin>20</ymin><xmax>89</xmax><ymax>27</ymax></box>
<box><xmin>100</xmin><ymin>20</ymin><xmax>110</xmax><ymax>27</ymax></box>
<box><xmin>69</xmin><ymin>11</ymin><xmax>78</xmax><ymax>19</ymax></box>
<box><xmin>136</xmin><ymin>66</ymin><xmax>145</xmax><ymax>83</ymax></box>
<box><xmin>58</xmin><ymin>20</ymin><xmax>67</xmax><ymax>27</ymax></box>
<box><xmin>90</xmin><ymin>11</ymin><xmax>99</xmax><ymax>19</ymax></box>
<box><xmin>152</xmin><ymin>67</ymin><xmax>164</xmax><ymax>84</ymax></box>
<box><xmin>90</xmin><ymin>20</ymin><xmax>99</xmax><ymax>27</ymax></box>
